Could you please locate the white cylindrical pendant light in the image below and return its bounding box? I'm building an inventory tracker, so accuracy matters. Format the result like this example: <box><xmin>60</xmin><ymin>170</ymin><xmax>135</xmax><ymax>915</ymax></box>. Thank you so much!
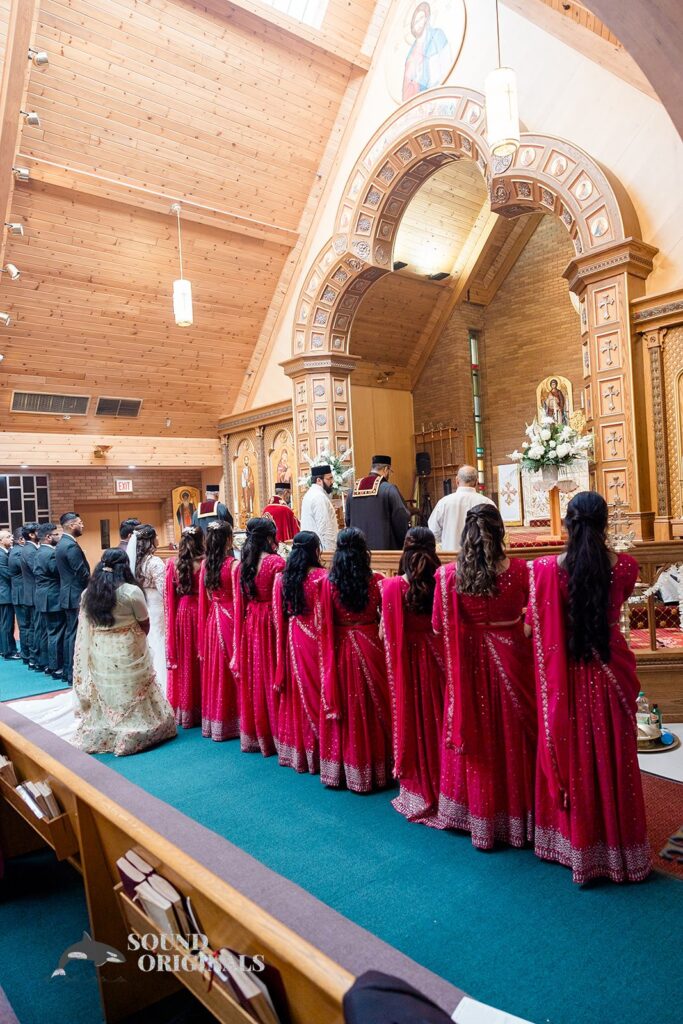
<box><xmin>485</xmin><ymin>66</ymin><xmax>520</xmax><ymax>158</ymax></box>
<box><xmin>173</xmin><ymin>278</ymin><xmax>193</xmax><ymax>327</ymax></box>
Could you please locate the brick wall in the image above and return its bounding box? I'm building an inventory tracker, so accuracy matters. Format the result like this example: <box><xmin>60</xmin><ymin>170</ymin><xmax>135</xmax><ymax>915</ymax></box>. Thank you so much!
<box><xmin>413</xmin><ymin>217</ymin><xmax>583</xmax><ymax>496</ymax></box>
<box><xmin>47</xmin><ymin>468</ymin><xmax>203</xmax><ymax>544</ymax></box>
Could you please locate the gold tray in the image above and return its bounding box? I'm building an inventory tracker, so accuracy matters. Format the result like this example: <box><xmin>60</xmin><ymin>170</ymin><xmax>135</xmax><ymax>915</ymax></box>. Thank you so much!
<box><xmin>638</xmin><ymin>732</ymin><xmax>681</xmax><ymax>754</ymax></box>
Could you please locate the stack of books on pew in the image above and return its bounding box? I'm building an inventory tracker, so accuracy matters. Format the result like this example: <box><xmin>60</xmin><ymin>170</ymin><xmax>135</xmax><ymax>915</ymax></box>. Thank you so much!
<box><xmin>15</xmin><ymin>779</ymin><xmax>62</xmax><ymax>820</ymax></box>
<box><xmin>0</xmin><ymin>754</ymin><xmax>18</xmax><ymax>786</ymax></box>
<box><xmin>116</xmin><ymin>849</ymin><xmax>287</xmax><ymax>1024</ymax></box>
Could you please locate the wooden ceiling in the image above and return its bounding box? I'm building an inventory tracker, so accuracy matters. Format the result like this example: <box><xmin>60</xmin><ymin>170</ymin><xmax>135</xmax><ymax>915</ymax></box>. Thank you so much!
<box><xmin>536</xmin><ymin>0</ymin><xmax>620</xmax><ymax>45</ymax></box>
<box><xmin>0</xmin><ymin>0</ymin><xmax>376</xmax><ymax>436</ymax></box>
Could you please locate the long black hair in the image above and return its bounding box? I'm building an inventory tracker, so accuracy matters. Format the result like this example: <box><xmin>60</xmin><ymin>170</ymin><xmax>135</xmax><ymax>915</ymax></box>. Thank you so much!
<box><xmin>83</xmin><ymin>548</ymin><xmax>138</xmax><ymax>627</ymax></box>
<box><xmin>399</xmin><ymin>527</ymin><xmax>440</xmax><ymax>615</ymax></box>
<box><xmin>328</xmin><ymin>527</ymin><xmax>373</xmax><ymax>613</ymax></box>
<box><xmin>456</xmin><ymin>504</ymin><xmax>507</xmax><ymax>596</ymax></box>
<box><xmin>563</xmin><ymin>491</ymin><xmax>612</xmax><ymax>663</ymax></box>
<box><xmin>281</xmin><ymin>531</ymin><xmax>322</xmax><ymax>617</ymax></box>
<box><xmin>176</xmin><ymin>528</ymin><xmax>205</xmax><ymax>596</ymax></box>
<box><xmin>134</xmin><ymin>524</ymin><xmax>158</xmax><ymax>588</ymax></box>
<box><xmin>204</xmin><ymin>521</ymin><xmax>234</xmax><ymax>594</ymax></box>
<box><xmin>240</xmin><ymin>517</ymin><xmax>277</xmax><ymax>600</ymax></box>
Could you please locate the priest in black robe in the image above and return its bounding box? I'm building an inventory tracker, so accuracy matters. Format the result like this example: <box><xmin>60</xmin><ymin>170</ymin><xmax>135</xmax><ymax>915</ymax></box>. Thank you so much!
<box><xmin>192</xmin><ymin>485</ymin><xmax>233</xmax><ymax>534</ymax></box>
<box><xmin>345</xmin><ymin>455</ymin><xmax>410</xmax><ymax>550</ymax></box>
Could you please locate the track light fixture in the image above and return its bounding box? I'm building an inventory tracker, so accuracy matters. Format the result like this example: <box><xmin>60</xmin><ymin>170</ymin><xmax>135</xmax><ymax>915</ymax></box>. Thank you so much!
<box><xmin>0</xmin><ymin>264</ymin><xmax>20</xmax><ymax>281</ymax></box>
<box><xmin>0</xmin><ymin>313</ymin><xmax>12</xmax><ymax>327</ymax></box>
<box><xmin>12</xmin><ymin>167</ymin><xmax>29</xmax><ymax>182</ymax></box>
<box><xmin>5</xmin><ymin>223</ymin><xmax>24</xmax><ymax>236</ymax></box>
<box><xmin>0</xmin><ymin>354</ymin><xmax>4</xmax><ymax>362</ymax></box>
<box><xmin>27</xmin><ymin>47</ymin><xmax>49</xmax><ymax>69</ymax></box>
<box><xmin>20</xmin><ymin>109</ymin><xmax>41</xmax><ymax>127</ymax></box>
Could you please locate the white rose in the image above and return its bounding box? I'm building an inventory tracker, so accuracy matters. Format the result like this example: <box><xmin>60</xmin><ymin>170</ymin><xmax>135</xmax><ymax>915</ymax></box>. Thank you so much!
<box><xmin>556</xmin><ymin>443</ymin><xmax>571</xmax><ymax>459</ymax></box>
<box><xmin>547</xmin><ymin>450</ymin><xmax>558</xmax><ymax>460</ymax></box>
<box><xmin>528</xmin><ymin>444</ymin><xmax>544</xmax><ymax>460</ymax></box>
<box><xmin>508</xmin><ymin>450</ymin><xmax>523</xmax><ymax>461</ymax></box>
<box><xmin>522</xmin><ymin>442</ymin><xmax>529</xmax><ymax>449</ymax></box>
<box><xmin>549</xmin><ymin>440</ymin><xmax>556</xmax><ymax>448</ymax></box>
<box><xmin>540</xmin><ymin>429</ymin><xmax>551</xmax><ymax>441</ymax></box>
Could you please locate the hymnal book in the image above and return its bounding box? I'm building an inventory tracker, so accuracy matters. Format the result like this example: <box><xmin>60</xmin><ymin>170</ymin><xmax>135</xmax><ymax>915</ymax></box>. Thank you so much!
<box><xmin>218</xmin><ymin>949</ymin><xmax>281</xmax><ymax>1024</ymax></box>
<box><xmin>0</xmin><ymin>755</ymin><xmax>17</xmax><ymax>787</ymax></box>
<box><xmin>25</xmin><ymin>781</ymin><xmax>51</xmax><ymax>818</ymax></box>
<box><xmin>15</xmin><ymin>784</ymin><xmax>46</xmax><ymax>819</ymax></box>
<box><xmin>134</xmin><ymin>879</ymin><xmax>179</xmax><ymax>936</ymax></box>
<box><xmin>116</xmin><ymin>857</ymin><xmax>148</xmax><ymax>901</ymax></box>
<box><xmin>147</xmin><ymin>874</ymin><xmax>193</xmax><ymax>939</ymax></box>
<box><xmin>35</xmin><ymin>781</ymin><xmax>61</xmax><ymax>819</ymax></box>
<box><xmin>126</xmin><ymin>849</ymin><xmax>155</xmax><ymax>876</ymax></box>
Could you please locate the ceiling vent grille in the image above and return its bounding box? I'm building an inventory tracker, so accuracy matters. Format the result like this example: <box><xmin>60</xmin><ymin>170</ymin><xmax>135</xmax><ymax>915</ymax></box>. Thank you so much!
<box><xmin>95</xmin><ymin>396</ymin><xmax>143</xmax><ymax>418</ymax></box>
<box><xmin>11</xmin><ymin>392</ymin><xmax>90</xmax><ymax>415</ymax></box>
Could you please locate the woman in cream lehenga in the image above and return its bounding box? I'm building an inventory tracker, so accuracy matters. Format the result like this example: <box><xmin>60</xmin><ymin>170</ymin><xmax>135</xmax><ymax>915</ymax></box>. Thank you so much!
<box><xmin>73</xmin><ymin>548</ymin><xmax>176</xmax><ymax>756</ymax></box>
<box><xmin>127</xmin><ymin>524</ymin><xmax>167</xmax><ymax>690</ymax></box>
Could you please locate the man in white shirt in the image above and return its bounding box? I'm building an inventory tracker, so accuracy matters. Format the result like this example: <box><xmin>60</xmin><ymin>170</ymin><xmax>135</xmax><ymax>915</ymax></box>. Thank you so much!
<box><xmin>428</xmin><ymin>465</ymin><xmax>496</xmax><ymax>552</ymax></box>
<box><xmin>299</xmin><ymin>464</ymin><xmax>339</xmax><ymax>552</ymax></box>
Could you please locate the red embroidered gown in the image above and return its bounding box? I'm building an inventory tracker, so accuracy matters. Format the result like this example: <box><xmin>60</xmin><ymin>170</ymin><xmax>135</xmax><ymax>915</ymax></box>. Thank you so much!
<box><xmin>232</xmin><ymin>553</ymin><xmax>285</xmax><ymax>756</ymax></box>
<box><xmin>528</xmin><ymin>553</ymin><xmax>651</xmax><ymax>884</ymax></box>
<box><xmin>165</xmin><ymin>560</ymin><xmax>203</xmax><ymax>729</ymax></box>
<box><xmin>381</xmin><ymin>576</ymin><xmax>445</xmax><ymax>824</ymax></box>
<box><xmin>318</xmin><ymin>573</ymin><xmax>393</xmax><ymax>792</ymax></box>
<box><xmin>433</xmin><ymin>558</ymin><xmax>537</xmax><ymax>849</ymax></box>
<box><xmin>262</xmin><ymin>497</ymin><xmax>300</xmax><ymax>543</ymax></box>
<box><xmin>198</xmin><ymin>559</ymin><xmax>240</xmax><ymax>742</ymax></box>
<box><xmin>273</xmin><ymin>567</ymin><xmax>326</xmax><ymax>773</ymax></box>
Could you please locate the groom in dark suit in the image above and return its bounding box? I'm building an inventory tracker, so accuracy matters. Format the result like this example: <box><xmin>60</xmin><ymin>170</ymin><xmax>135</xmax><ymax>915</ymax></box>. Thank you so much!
<box><xmin>55</xmin><ymin>512</ymin><xmax>90</xmax><ymax>685</ymax></box>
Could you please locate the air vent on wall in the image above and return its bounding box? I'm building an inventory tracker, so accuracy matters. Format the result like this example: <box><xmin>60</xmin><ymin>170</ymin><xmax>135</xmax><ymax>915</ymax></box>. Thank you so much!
<box><xmin>11</xmin><ymin>391</ymin><xmax>90</xmax><ymax>415</ymax></box>
<box><xmin>95</xmin><ymin>396</ymin><xmax>143</xmax><ymax>418</ymax></box>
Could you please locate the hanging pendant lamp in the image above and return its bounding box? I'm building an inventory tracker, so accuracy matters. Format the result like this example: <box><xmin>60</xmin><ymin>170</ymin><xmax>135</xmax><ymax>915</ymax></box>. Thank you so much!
<box><xmin>171</xmin><ymin>203</ymin><xmax>193</xmax><ymax>327</ymax></box>
<box><xmin>485</xmin><ymin>0</ymin><xmax>520</xmax><ymax>158</ymax></box>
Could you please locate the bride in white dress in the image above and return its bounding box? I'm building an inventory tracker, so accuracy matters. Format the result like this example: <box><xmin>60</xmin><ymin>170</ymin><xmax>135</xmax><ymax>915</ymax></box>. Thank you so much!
<box><xmin>127</xmin><ymin>525</ymin><xmax>167</xmax><ymax>691</ymax></box>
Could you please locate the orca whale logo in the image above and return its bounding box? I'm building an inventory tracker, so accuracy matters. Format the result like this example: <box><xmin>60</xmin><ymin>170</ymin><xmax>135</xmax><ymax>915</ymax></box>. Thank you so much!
<box><xmin>52</xmin><ymin>931</ymin><xmax>126</xmax><ymax>977</ymax></box>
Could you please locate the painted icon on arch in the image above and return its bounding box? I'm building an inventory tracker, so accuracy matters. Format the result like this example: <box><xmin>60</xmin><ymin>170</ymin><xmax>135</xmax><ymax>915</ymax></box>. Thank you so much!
<box><xmin>172</xmin><ymin>486</ymin><xmax>201</xmax><ymax>545</ymax></box>
<box><xmin>386</xmin><ymin>0</ymin><xmax>467</xmax><ymax>104</ymax></box>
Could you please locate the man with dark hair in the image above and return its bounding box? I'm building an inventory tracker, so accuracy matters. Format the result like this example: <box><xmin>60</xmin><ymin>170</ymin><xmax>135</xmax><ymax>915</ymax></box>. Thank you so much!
<box><xmin>19</xmin><ymin>522</ymin><xmax>43</xmax><ymax>670</ymax></box>
<box><xmin>55</xmin><ymin>512</ymin><xmax>90</xmax><ymax>685</ymax></box>
<box><xmin>0</xmin><ymin>528</ymin><xmax>19</xmax><ymax>659</ymax></box>
<box><xmin>192</xmin><ymin>484</ymin><xmax>233</xmax><ymax>534</ymax></box>
<box><xmin>345</xmin><ymin>456</ymin><xmax>410</xmax><ymax>551</ymax></box>
<box><xmin>262</xmin><ymin>482</ymin><xmax>300</xmax><ymax>543</ymax></box>
<box><xmin>35</xmin><ymin>522</ymin><xmax>65</xmax><ymax>679</ymax></box>
<box><xmin>118</xmin><ymin>518</ymin><xmax>141</xmax><ymax>550</ymax></box>
<box><xmin>8</xmin><ymin>528</ymin><xmax>28</xmax><ymax>663</ymax></box>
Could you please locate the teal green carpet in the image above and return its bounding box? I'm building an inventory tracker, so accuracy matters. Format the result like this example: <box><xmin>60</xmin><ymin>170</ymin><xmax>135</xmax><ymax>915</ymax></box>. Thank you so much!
<box><xmin>0</xmin><ymin>657</ymin><xmax>68</xmax><ymax>702</ymax></box>
<box><xmin>91</xmin><ymin>729</ymin><xmax>681</xmax><ymax>1024</ymax></box>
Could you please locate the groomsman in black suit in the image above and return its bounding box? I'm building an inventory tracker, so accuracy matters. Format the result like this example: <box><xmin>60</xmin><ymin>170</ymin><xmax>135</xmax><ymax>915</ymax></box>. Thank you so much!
<box><xmin>20</xmin><ymin>522</ymin><xmax>43</xmax><ymax>670</ymax></box>
<box><xmin>55</xmin><ymin>512</ymin><xmax>90</xmax><ymax>685</ymax></box>
<box><xmin>0</xmin><ymin>529</ymin><xmax>19</xmax><ymax>659</ymax></box>
<box><xmin>35</xmin><ymin>522</ymin><xmax>65</xmax><ymax>679</ymax></box>
<box><xmin>8</xmin><ymin>529</ymin><xmax>29</xmax><ymax>663</ymax></box>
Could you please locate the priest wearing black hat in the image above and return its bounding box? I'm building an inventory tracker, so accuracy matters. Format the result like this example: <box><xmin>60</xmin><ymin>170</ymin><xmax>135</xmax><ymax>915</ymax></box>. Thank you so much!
<box><xmin>345</xmin><ymin>456</ymin><xmax>410</xmax><ymax>550</ymax></box>
<box><xmin>299</xmin><ymin>464</ymin><xmax>338</xmax><ymax>551</ymax></box>
<box><xmin>191</xmin><ymin>484</ymin><xmax>233</xmax><ymax>534</ymax></box>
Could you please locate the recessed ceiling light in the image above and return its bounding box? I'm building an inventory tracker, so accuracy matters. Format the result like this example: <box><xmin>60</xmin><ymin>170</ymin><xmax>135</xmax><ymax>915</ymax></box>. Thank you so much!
<box><xmin>20</xmin><ymin>464</ymin><xmax>28</xmax><ymax>468</ymax></box>
<box><xmin>128</xmin><ymin>464</ymin><xmax>136</xmax><ymax>469</ymax></box>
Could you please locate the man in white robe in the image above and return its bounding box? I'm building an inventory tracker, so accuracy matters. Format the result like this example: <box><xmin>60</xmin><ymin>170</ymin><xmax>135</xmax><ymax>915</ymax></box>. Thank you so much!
<box><xmin>299</xmin><ymin>464</ymin><xmax>338</xmax><ymax>552</ymax></box>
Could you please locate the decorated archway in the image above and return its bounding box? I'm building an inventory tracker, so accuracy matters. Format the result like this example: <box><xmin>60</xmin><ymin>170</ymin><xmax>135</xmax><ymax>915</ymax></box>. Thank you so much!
<box><xmin>283</xmin><ymin>88</ymin><xmax>658</xmax><ymax>536</ymax></box>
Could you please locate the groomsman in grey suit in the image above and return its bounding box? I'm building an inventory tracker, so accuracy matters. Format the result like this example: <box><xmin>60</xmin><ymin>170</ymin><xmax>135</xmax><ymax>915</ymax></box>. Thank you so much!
<box><xmin>0</xmin><ymin>529</ymin><xmax>19</xmax><ymax>659</ymax></box>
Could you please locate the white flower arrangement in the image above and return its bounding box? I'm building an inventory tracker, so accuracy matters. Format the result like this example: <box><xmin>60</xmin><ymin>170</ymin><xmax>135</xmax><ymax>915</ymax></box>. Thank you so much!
<box><xmin>298</xmin><ymin>447</ymin><xmax>355</xmax><ymax>498</ymax></box>
<box><xmin>508</xmin><ymin>417</ymin><xmax>593</xmax><ymax>472</ymax></box>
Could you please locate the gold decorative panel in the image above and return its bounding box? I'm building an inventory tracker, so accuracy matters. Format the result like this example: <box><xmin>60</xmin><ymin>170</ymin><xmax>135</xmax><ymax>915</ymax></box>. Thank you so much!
<box><xmin>663</xmin><ymin>326</ymin><xmax>683</xmax><ymax>517</ymax></box>
<box><xmin>598</xmin><ymin>377</ymin><xmax>624</xmax><ymax>417</ymax></box>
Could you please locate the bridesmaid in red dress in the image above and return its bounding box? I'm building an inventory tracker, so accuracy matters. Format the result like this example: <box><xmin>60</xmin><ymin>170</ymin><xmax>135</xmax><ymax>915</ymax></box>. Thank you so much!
<box><xmin>231</xmin><ymin>518</ymin><xmax>285</xmax><ymax>756</ymax></box>
<box><xmin>381</xmin><ymin>528</ymin><xmax>445</xmax><ymax>824</ymax></box>
<box><xmin>198</xmin><ymin>521</ymin><xmax>239</xmax><ymax>742</ymax></box>
<box><xmin>527</xmin><ymin>491</ymin><xmax>651</xmax><ymax>884</ymax></box>
<box><xmin>433</xmin><ymin>504</ymin><xmax>537</xmax><ymax>849</ymax></box>
<box><xmin>273</xmin><ymin>531</ymin><xmax>326</xmax><ymax>773</ymax></box>
<box><xmin>319</xmin><ymin>528</ymin><xmax>392</xmax><ymax>793</ymax></box>
<box><xmin>165</xmin><ymin>527</ymin><xmax>205</xmax><ymax>729</ymax></box>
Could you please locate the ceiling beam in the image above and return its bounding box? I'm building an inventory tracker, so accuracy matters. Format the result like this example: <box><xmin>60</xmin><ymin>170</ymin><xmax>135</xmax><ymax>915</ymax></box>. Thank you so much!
<box><xmin>0</xmin><ymin>0</ymin><xmax>41</xmax><ymax>271</ymax></box>
<box><xmin>468</xmin><ymin>213</ymin><xmax>543</xmax><ymax>306</ymax></box>
<box><xmin>17</xmin><ymin>155</ymin><xmax>300</xmax><ymax>249</ymax></box>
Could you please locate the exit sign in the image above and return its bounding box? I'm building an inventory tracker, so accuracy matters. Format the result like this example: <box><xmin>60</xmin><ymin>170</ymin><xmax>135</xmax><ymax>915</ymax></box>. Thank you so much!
<box><xmin>115</xmin><ymin>479</ymin><xmax>133</xmax><ymax>493</ymax></box>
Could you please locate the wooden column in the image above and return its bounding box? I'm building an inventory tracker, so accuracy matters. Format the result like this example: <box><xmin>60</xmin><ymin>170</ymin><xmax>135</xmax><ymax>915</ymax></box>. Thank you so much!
<box><xmin>220</xmin><ymin>435</ymin><xmax>233</xmax><ymax>512</ymax></box>
<box><xmin>255</xmin><ymin>425</ymin><xmax>267</xmax><ymax>506</ymax></box>
<box><xmin>281</xmin><ymin>353</ymin><xmax>361</xmax><ymax>478</ymax></box>
<box><xmin>564</xmin><ymin>239</ymin><xmax>658</xmax><ymax>540</ymax></box>
<box><xmin>643</xmin><ymin>329</ymin><xmax>671</xmax><ymax>539</ymax></box>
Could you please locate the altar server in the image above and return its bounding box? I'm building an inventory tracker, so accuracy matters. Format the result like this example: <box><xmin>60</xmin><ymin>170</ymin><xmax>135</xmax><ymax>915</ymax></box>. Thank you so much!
<box><xmin>231</xmin><ymin>518</ymin><xmax>285</xmax><ymax>755</ymax></box>
<box><xmin>345</xmin><ymin>456</ymin><xmax>410</xmax><ymax>551</ymax></box>
<box><xmin>273</xmin><ymin>531</ymin><xmax>326</xmax><ymax>773</ymax></box>
<box><xmin>381</xmin><ymin>528</ymin><xmax>445</xmax><ymax>824</ymax></box>
<box><xmin>165</xmin><ymin>526</ymin><xmax>205</xmax><ymax>728</ymax></box>
<box><xmin>262</xmin><ymin>482</ymin><xmax>300</xmax><ymax>543</ymax></box>
<box><xmin>0</xmin><ymin>530</ymin><xmax>18</xmax><ymax>659</ymax></box>
<box><xmin>318</xmin><ymin>528</ymin><xmax>392</xmax><ymax>792</ymax></box>
<box><xmin>428</xmin><ymin>465</ymin><xmax>495</xmax><ymax>552</ymax></box>
<box><xmin>192</xmin><ymin>484</ymin><xmax>233</xmax><ymax>534</ymax></box>
<box><xmin>527</xmin><ymin>491</ymin><xmax>651</xmax><ymax>884</ymax></box>
<box><xmin>433</xmin><ymin>504</ymin><xmax>537</xmax><ymax>849</ymax></box>
<box><xmin>34</xmin><ymin>523</ymin><xmax>65</xmax><ymax>679</ymax></box>
<box><xmin>299</xmin><ymin>465</ymin><xmax>338</xmax><ymax>552</ymax></box>
<box><xmin>198</xmin><ymin>521</ymin><xmax>240</xmax><ymax>741</ymax></box>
